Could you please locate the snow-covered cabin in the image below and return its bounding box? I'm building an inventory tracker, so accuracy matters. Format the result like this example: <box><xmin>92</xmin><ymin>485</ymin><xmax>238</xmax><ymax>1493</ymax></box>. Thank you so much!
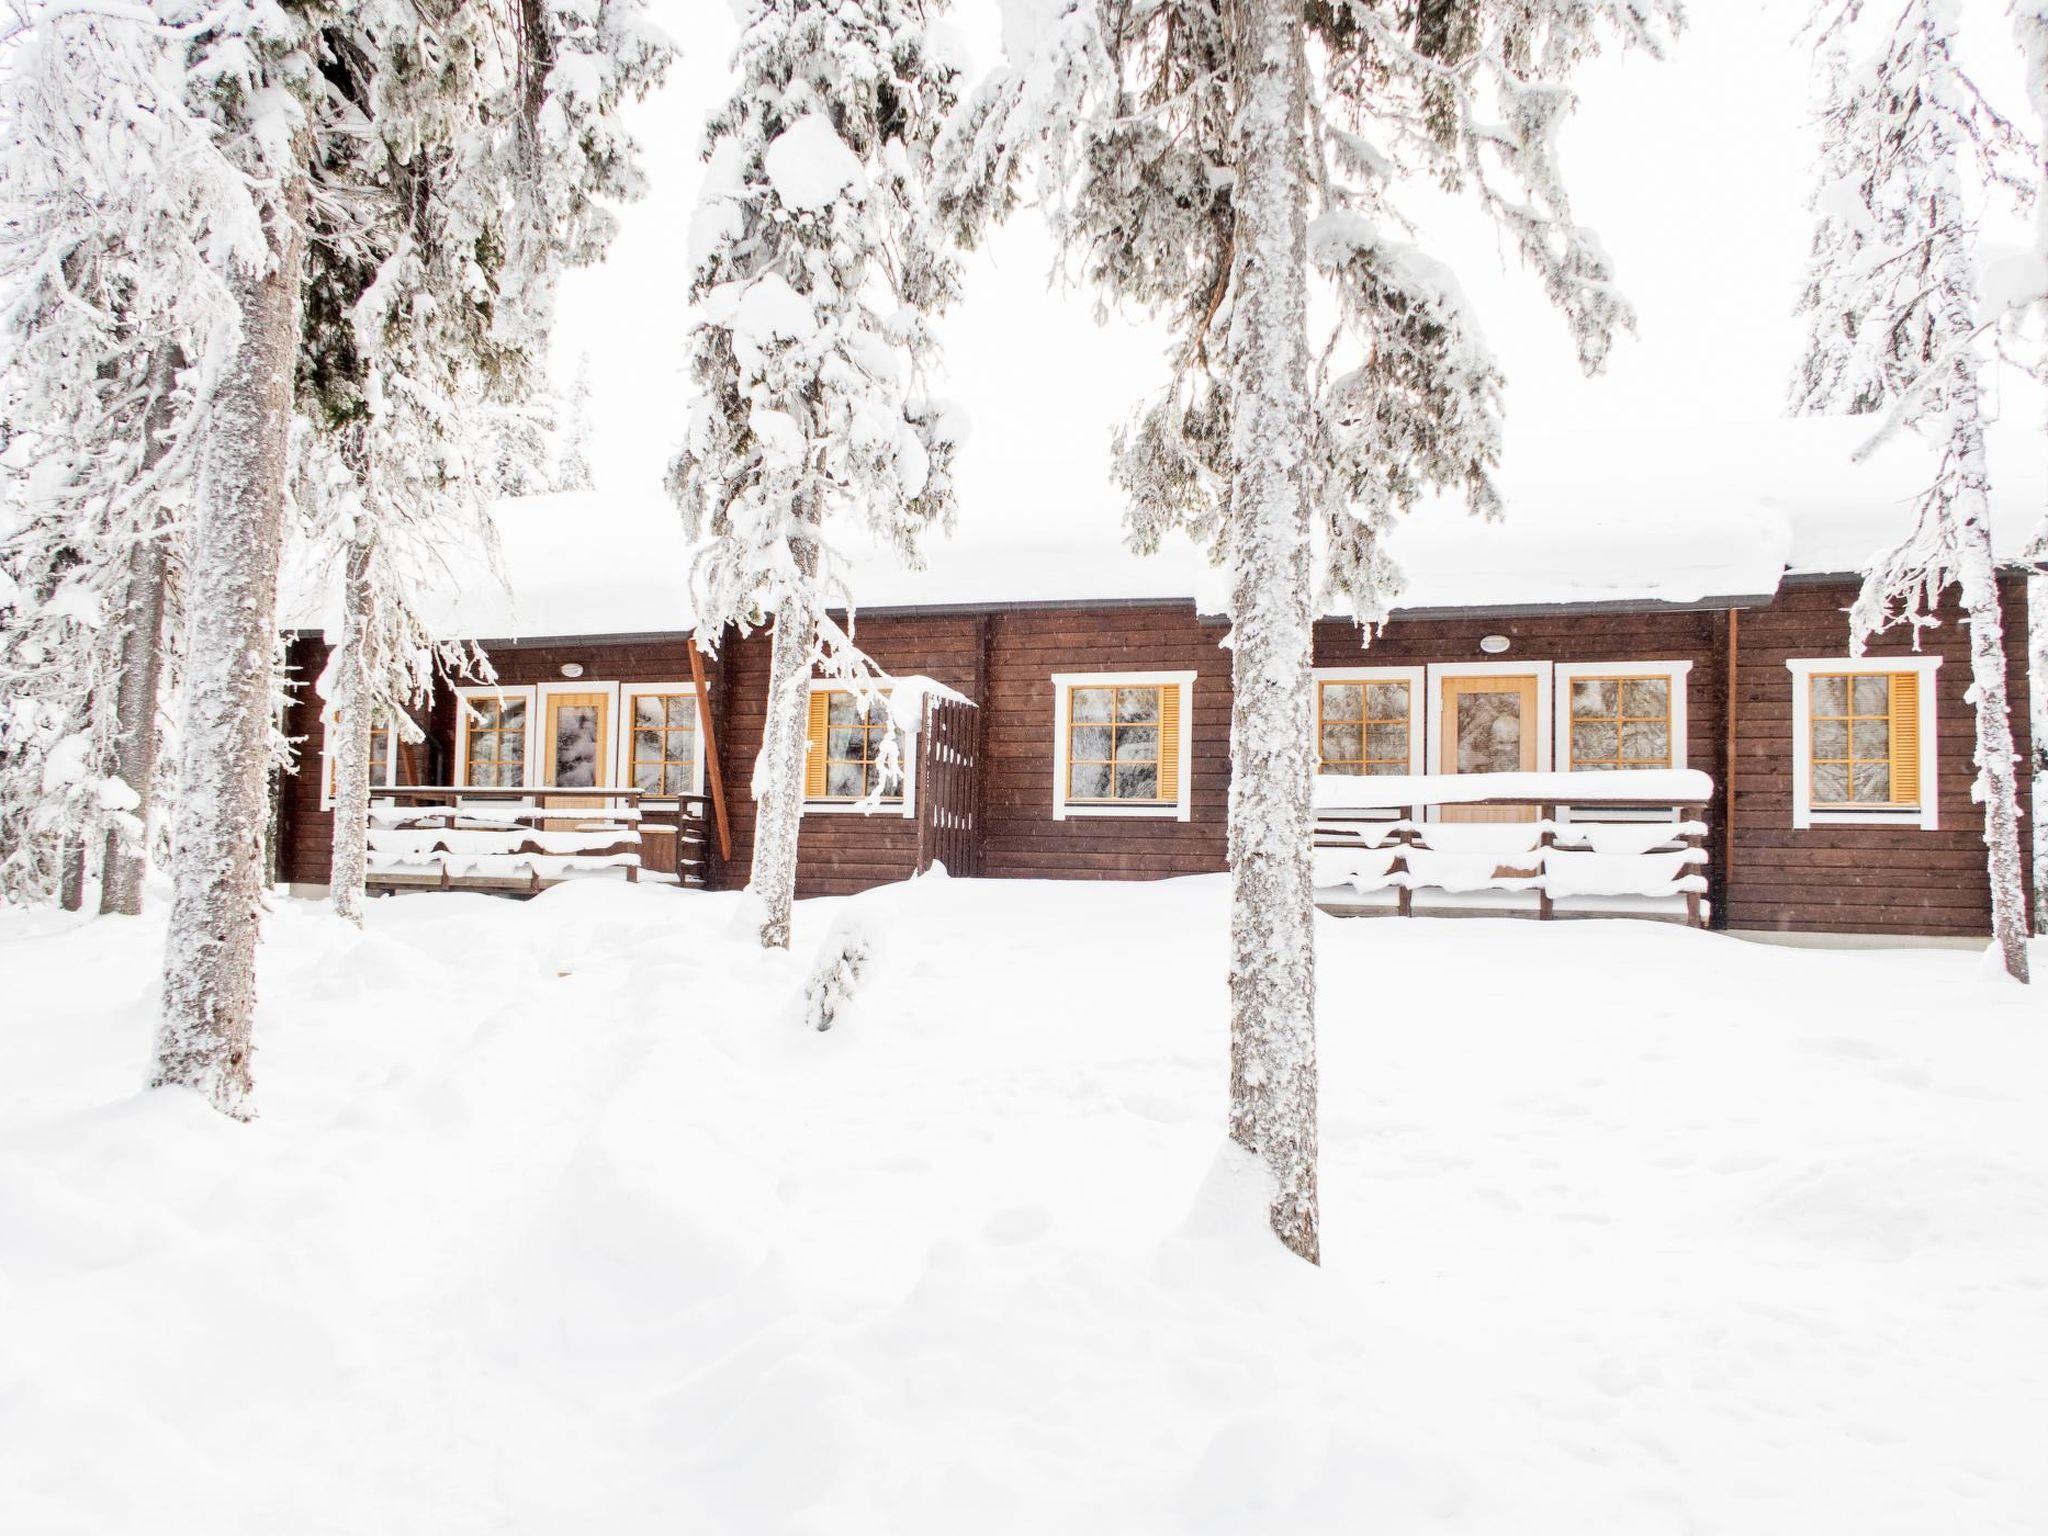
<box><xmin>276</xmin><ymin>422</ymin><xmax>2039</xmax><ymax>943</ymax></box>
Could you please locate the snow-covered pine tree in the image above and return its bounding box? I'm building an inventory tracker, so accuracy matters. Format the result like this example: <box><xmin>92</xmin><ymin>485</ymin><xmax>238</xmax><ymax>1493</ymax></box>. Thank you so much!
<box><xmin>556</xmin><ymin>352</ymin><xmax>597</xmax><ymax>491</ymax></box>
<box><xmin>0</xmin><ymin>5</ymin><xmax>252</xmax><ymax>911</ymax></box>
<box><xmin>1796</xmin><ymin>1</ymin><xmax>2033</xmax><ymax>982</ymax></box>
<box><xmin>939</xmin><ymin>0</ymin><xmax>1676</xmax><ymax>1261</ymax></box>
<box><xmin>154</xmin><ymin>3</ymin><xmax>319</xmax><ymax>1117</ymax></box>
<box><xmin>671</xmin><ymin>0</ymin><xmax>964</xmax><ymax>950</ymax></box>
<box><xmin>295</xmin><ymin>0</ymin><xmax>664</xmax><ymax>926</ymax></box>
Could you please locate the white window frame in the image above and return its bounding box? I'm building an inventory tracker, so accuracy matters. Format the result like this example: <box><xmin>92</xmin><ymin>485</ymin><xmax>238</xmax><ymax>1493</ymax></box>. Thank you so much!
<box><xmin>1311</xmin><ymin>665</ymin><xmax>1426</xmax><ymax>777</ymax></box>
<box><xmin>802</xmin><ymin>680</ymin><xmax>916</xmax><ymax>818</ymax></box>
<box><xmin>318</xmin><ymin>710</ymin><xmax>403</xmax><ymax>810</ymax></box>
<box><xmin>615</xmin><ymin>682</ymin><xmax>707</xmax><ymax>797</ymax></box>
<box><xmin>534</xmin><ymin>679</ymin><xmax>621</xmax><ymax>791</ymax></box>
<box><xmin>1423</xmin><ymin>660</ymin><xmax>1555</xmax><ymax>777</ymax></box>
<box><xmin>454</xmin><ymin>683</ymin><xmax>538</xmax><ymax>791</ymax></box>
<box><xmin>1553</xmin><ymin>660</ymin><xmax>1693</xmax><ymax>772</ymax></box>
<box><xmin>1050</xmin><ymin>669</ymin><xmax>1196</xmax><ymax>822</ymax></box>
<box><xmin>1786</xmin><ymin>656</ymin><xmax>1941</xmax><ymax>830</ymax></box>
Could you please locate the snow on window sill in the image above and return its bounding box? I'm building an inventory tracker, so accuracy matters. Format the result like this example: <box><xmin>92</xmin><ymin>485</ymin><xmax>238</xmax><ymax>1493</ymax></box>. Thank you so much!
<box><xmin>803</xmin><ymin>799</ymin><xmax>912</xmax><ymax>818</ymax></box>
<box><xmin>1056</xmin><ymin>801</ymin><xmax>1189</xmax><ymax>821</ymax></box>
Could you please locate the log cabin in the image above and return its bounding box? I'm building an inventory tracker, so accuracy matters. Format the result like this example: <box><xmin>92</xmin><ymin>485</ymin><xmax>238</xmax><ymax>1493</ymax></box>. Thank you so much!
<box><xmin>275</xmin><ymin>450</ymin><xmax>2039</xmax><ymax>945</ymax></box>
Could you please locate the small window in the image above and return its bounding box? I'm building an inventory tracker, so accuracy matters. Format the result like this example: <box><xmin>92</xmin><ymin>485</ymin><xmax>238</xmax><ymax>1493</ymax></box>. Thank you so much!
<box><xmin>1067</xmin><ymin>684</ymin><xmax>1172</xmax><ymax>803</ymax></box>
<box><xmin>1318</xmin><ymin>679</ymin><xmax>1412</xmax><ymax>775</ymax></box>
<box><xmin>805</xmin><ymin>688</ymin><xmax>902</xmax><ymax>803</ymax></box>
<box><xmin>1051</xmin><ymin>671</ymin><xmax>1192</xmax><ymax>820</ymax></box>
<box><xmin>320</xmin><ymin>709</ymin><xmax>407</xmax><ymax>809</ymax></box>
<box><xmin>461</xmin><ymin>693</ymin><xmax>529</xmax><ymax>788</ymax></box>
<box><xmin>1567</xmin><ymin>675</ymin><xmax>1672</xmax><ymax>770</ymax></box>
<box><xmin>1809</xmin><ymin>671</ymin><xmax>1915</xmax><ymax>808</ymax></box>
<box><xmin>625</xmin><ymin>691</ymin><xmax>698</xmax><ymax>795</ymax></box>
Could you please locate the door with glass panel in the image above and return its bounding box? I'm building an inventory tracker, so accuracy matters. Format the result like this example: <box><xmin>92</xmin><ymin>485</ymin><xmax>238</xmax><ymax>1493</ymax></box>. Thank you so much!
<box><xmin>540</xmin><ymin>689</ymin><xmax>612</xmax><ymax>814</ymax></box>
<box><xmin>1438</xmin><ymin>673</ymin><xmax>1539</xmax><ymax>822</ymax></box>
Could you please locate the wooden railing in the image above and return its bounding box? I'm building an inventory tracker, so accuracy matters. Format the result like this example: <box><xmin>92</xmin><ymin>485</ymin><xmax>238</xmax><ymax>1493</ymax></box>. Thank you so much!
<box><xmin>361</xmin><ymin>786</ymin><xmax>712</xmax><ymax>893</ymax></box>
<box><xmin>1314</xmin><ymin>778</ymin><xmax>1711</xmax><ymax>927</ymax></box>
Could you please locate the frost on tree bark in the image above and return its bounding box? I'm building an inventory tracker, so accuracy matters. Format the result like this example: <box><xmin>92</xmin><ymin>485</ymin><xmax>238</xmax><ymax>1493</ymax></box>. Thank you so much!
<box><xmin>751</xmin><ymin>515</ymin><xmax>820</xmax><ymax>951</ymax></box>
<box><xmin>1223</xmin><ymin>0</ymin><xmax>1319</xmax><ymax>1265</ymax></box>
<box><xmin>100</xmin><ymin>343</ymin><xmax>182</xmax><ymax>918</ymax></box>
<box><xmin>154</xmin><ymin>166</ymin><xmax>309</xmax><ymax>1118</ymax></box>
<box><xmin>1945</xmin><ymin>411</ymin><xmax>2031</xmax><ymax>982</ymax></box>
<box><xmin>325</xmin><ymin>534</ymin><xmax>377</xmax><ymax>927</ymax></box>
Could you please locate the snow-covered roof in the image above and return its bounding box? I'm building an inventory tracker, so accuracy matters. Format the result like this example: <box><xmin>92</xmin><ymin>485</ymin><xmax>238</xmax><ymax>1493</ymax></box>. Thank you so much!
<box><xmin>278</xmin><ymin>415</ymin><xmax>2043</xmax><ymax>644</ymax></box>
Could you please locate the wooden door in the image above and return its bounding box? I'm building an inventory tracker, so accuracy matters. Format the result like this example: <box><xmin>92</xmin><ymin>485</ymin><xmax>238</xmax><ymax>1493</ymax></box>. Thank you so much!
<box><xmin>541</xmin><ymin>690</ymin><xmax>611</xmax><ymax>814</ymax></box>
<box><xmin>1439</xmin><ymin>674</ymin><xmax>1539</xmax><ymax>823</ymax></box>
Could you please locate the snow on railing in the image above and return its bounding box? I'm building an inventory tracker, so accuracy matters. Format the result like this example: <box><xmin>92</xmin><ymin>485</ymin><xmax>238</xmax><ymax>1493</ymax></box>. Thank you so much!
<box><xmin>360</xmin><ymin>787</ymin><xmax>712</xmax><ymax>892</ymax></box>
<box><xmin>1312</xmin><ymin>770</ymin><xmax>1712</xmax><ymax>924</ymax></box>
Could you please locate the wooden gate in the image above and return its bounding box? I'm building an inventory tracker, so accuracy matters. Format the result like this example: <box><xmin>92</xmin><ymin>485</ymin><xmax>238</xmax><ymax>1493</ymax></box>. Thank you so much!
<box><xmin>914</xmin><ymin>694</ymin><xmax>980</xmax><ymax>876</ymax></box>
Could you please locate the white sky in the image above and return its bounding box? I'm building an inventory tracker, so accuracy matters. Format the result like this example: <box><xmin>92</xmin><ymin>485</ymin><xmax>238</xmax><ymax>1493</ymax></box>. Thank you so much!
<box><xmin>551</xmin><ymin>0</ymin><xmax>2047</xmax><ymax>554</ymax></box>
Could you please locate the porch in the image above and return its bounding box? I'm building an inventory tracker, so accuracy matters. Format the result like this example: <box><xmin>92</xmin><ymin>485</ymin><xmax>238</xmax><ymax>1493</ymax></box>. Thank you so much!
<box><xmin>1313</xmin><ymin>769</ymin><xmax>1714</xmax><ymax>926</ymax></box>
<box><xmin>361</xmin><ymin>787</ymin><xmax>716</xmax><ymax>895</ymax></box>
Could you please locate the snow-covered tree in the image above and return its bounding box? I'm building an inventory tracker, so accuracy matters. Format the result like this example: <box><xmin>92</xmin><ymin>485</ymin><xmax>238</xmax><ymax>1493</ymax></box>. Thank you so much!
<box><xmin>1795</xmin><ymin>0</ymin><xmax>2032</xmax><ymax>982</ymax></box>
<box><xmin>671</xmin><ymin>0</ymin><xmax>964</xmax><ymax>951</ymax></box>
<box><xmin>939</xmin><ymin>0</ymin><xmax>1675</xmax><ymax>1261</ymax></box>
<box><xmin>555</xmin><ymin>351</ymin><xmax>597</xmax><ymax>491</ymax></box>
<box><xmin>0</xmin><ymin>5</ymin><xmax>252</xmax><ymax>912</ymax></box>
<box><xmin>296</xmin><ymin>0</ymin><xmax>666</xmax><ymax>926</ymax></box>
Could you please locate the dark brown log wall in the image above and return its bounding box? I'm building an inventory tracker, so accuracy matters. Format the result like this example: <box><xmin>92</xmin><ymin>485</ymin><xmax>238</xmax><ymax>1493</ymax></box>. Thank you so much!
<box><xmin>1723</xmin><ymin>572</ymin><xmax>2033</xmax><ymax>938</ymax></box>
<box><xmin>275</xmin><ymin>574</ymin><xmax>2034</xmax><ymax>940</ymax></box>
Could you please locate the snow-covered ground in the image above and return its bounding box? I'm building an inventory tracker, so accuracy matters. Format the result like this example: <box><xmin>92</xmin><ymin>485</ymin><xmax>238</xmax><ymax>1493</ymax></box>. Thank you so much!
<box><xmin>2</xmin><ymin>876</ymin><xmax>2043</xmax><ymax>1534</ymax></box>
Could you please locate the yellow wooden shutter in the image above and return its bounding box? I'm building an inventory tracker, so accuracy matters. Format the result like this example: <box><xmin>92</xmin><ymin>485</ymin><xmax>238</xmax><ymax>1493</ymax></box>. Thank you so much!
<box><xmin>1888</xmin><ymin>671</ymin><xmax>1919</xmax><ymax>806</ymax></box>
<box><xmin>1156</xmin><ymin>685</ymin><xmax>1181</xmax><ymax>803</ymax></box>
<box><xmin>804</xmin><ymin>690</ymin><xmax>830</xmax><ymax>798</ymax></box>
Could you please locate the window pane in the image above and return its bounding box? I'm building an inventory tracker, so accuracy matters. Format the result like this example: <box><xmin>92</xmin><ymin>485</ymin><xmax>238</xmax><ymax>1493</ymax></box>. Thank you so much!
<box><xmin>1366</xmin><ymin>724</ymin><xmax>1408</xmax><ymax>763</ymax></box>
<box><xmin>1115</xmin><ymin>764</ymin><xmax>1159</xmax><ymax>800</ymax></box>
<box><xmin>1323</xmin><ymin>760</ymin><xmax>1363</xmax><ymax>776</ymax></box>
<box><xmin>1071</xmin><ymin>688</ymin><xmax>1114</xmax><ymax>722</ymax></box>
<box><xmin>1812</xmin><ymin>760</ymin><xmax>1850</xmax><ymax>802</ymax></box>
<box><xmin>553</xmin><ymin>706</ymin><xmax>598</xmax><ymax>787</ymax></box>
<box><xmin>502</xmin><ymin>729</ymin><xmax>525</xmax><ymax>765</ymax></box>
<box><xmin>827</xmin><ymin>692</ymin><xmax>861</xmax><ymax>725</ymax></box>
<box><xmin>1069</xmin><ymin>761</ymin><xmax>1111</xmax><ymax>799</ymax></box>
<box><xmin>1621</xmin><ymin>721</ymin><xmax>1670</xmax><ymax>765</ymax></box>
<box><xmin>633</xmin><ymin>763</ymin><xmax>661</xmax><ymax>792</ymax></box>
<box><xmin>1853</xmin><ymin>761</ymin><xmax>1892</xmax><ymax>802</ymax></box>
<box><xmin>1071</xmin><ymin>724</ymin><xmax>1113</xmax><ymax>760</ymax></box>
<box><xmin>1572</xmin><ymin>722</ymin><xmax>1618</xmax><ymax>764</ymax></box>
<box><xmin>499</xmin><ymin>699</ymin><xmax>526</xmax><ymax>728</ymax></box>
<box><xmin>1622</xmin><ymin>678</ymin><xmax>1668</xmax><ymax>718</ymax></box>
<box><xmin>664</xmin><ymin>763</ymin><xmax>692</xmax><ymax>794</ymax></box>
<box><xmin>1572</xmin><ymin>678</ymin><xmax>1617</xmax><ymax>719</ymax></box>
<box><xmin>634</xmin><ymin>729</ymin><xmax>661</xmax><ymax>762</ymax></box>
<box><xmin>1115</xmin><ymin>725</ymin><xmax>1158</xmax><ymax>763</ymax></box>
<box><xmin>1363</xmin><ymin>759</ymin><xmax>1407</xmax><ymax>776</ymax></box>
<box><xmin>1365</xmin><ymin>681</ymin><xmax>1408</xmax><ymax>718</ymax></box>
<box><xmin>635</xmin><ymin>697</ymin><xmax>662</xmax><ymax>728</ymax></box>
<box><xmin>1852</xmin><ymin>675</ymin><xmax>1890</xmax><ymax>714</ymax></box>
<box><xmin>1851</xmin><ymin>719</ymin><xmax>1889</xmax><ymax>759</ymax></box>
<box><xmin>1321</xmin><ymin>724</ymin><xmax>1362</xmax><ymax>763</ymax></box>
<box><xmin>826</xmin><ymin>762</ymin><xmax>863</xmax><ymax>797</ymax></box>
<box><xmin>1116</xmin><ymin>687</ymin><xmax>1159</xmax><ymax>724</ymax></box>
<box><xmin>1811</xmin><ymin>676</ymin><xmax>1847</xmax><ymax>715</ymax></box>
<box><xmin>1321</xmin><ymin>684</ymin><xmax>1362</xmax><ymax>720</ymax></box>
<box><xmin>828</xmin><ymin>727</ymin><xmax>865</xmax><ymax>761</ymax></box>
<box><xmin>1812</xmin><ymin>719</ymin><xmax>1849</xmax><ymax>758</ymax></box>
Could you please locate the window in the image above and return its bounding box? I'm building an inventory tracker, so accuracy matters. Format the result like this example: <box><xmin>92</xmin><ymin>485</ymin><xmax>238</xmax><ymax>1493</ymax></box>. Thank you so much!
<box><xmin>1553</xmin><ymin>662</ymin><xmax>1689</xmax><ymax>775</ymax></box>
<box><xmin>804</xmin><ymin>686</ymin><xmax>909</xmax><ymax>811</ymax></box>
<box><xmin>1051</xmin><ymin>671</ymin><xmax>1194</xmax><ymax>821</ymax></box>
<box><xmin>1786</xmin><ymin>657</ymin><xmax>1939</xmax><ymax>829</ymax></box>
<box><xmin>1316</xmin><ymin>674</ymin><xmax>1418</xmax><ymax>775</ymax></box>
<box><xmin>621</xmin><ymin>688</ymin><xmax>699</xmax><ymax>795</ymax></box>
<box><xmin>456</xmin><ymin>688</ymin><xmax>533</xmax><ymax>789</ymax></box>
<box><xmin>1566</xmin><ymin>676</ymin><xmax>1672</xmax><ymax>769</ymax></box>
<box><xmin>319</xmin><ymin>710</ymin><xmax>406</xmax><ymax>809</ymax></box>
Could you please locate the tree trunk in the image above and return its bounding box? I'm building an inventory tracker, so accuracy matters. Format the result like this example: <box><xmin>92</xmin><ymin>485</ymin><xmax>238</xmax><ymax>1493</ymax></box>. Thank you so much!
<box><xmin>752</xmin><ymin>583</ymin><xmax>817</xmax><ymax>950</ymax></box>
<box><xmin>326</xmin><ymin>534</ymin><xmax>377</xmax><ymax>926</ymax></box>
<box><xmin>58</xmin><ymin>838</ymin><xmax>86</xmax><ymax>911</ymax></box>
<box><xmin>154</xmin><ymin>164</ymin><xmax>308</xmax><ymax>1119</ymax></box>
<box><xmin>100</xmin><ymin>343</ymin><xmax>182</xmax><ymax>917</ymax></box>
<box><xmin>1950</xmin><ymin>413</ymin><xmax>2031</xmax><ymax>981</ymax></box>
<box><xmin>1223</xmin><ymin>0</ymin><xmax>1319</xmax><ymax>1263</ymax></box>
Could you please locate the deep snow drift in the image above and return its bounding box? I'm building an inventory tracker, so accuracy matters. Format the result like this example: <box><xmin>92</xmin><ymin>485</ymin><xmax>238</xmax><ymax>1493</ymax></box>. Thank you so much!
<box><xmin>2</xmin><ymin>875</ymin><xmax>2043</xmax><ymax>1534</ymax></box>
